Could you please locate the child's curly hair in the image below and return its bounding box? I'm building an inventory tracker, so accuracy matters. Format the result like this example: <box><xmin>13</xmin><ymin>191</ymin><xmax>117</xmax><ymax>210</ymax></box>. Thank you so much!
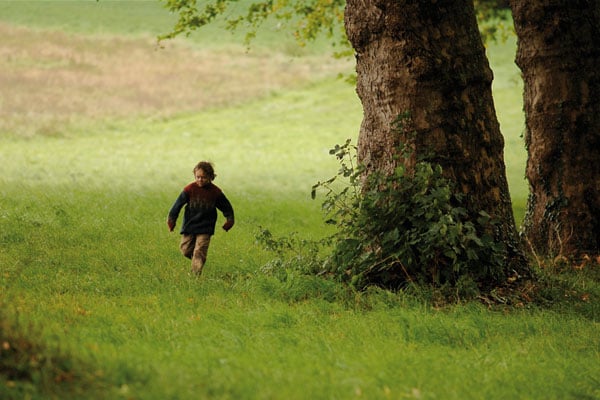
<box><xmin>193</xmin><ymin>161</ymin><xmax>216</xmax><ymax>180</ymax></box>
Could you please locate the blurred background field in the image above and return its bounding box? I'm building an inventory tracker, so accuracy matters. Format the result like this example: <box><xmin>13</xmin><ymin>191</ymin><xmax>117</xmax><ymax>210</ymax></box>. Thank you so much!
<box><xmin>0</xmin><ymin>0</ymin><xmax>526</xmax><ymax>220</ymax></box>
<box><xmin>2</xmin><ymin>2</ymin><xmax>596</xmax><ymax>400</ymax></box>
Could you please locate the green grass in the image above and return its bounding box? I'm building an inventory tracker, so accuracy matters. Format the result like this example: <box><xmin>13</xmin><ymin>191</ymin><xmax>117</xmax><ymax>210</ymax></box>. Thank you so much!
<box><xmin>0</xmin><ymin>0</ymin><xmax>337</xmax><ymax>55</ymax></box>
<box><xmin>487</xmin><ymin>36</ymin><xmax>528</xmax><ymax>224</ymax></box>
<box><xmin>1</xmin><ymin>3</ymin><xmax>599</xmax><ymax>400</ymax></box>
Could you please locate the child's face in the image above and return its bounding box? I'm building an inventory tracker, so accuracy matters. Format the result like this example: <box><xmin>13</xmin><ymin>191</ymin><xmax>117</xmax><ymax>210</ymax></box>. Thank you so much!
<box><xmin>194</xmin><ymin>169</ymin><xmax>211</xmax><ymax>187</ymax></box>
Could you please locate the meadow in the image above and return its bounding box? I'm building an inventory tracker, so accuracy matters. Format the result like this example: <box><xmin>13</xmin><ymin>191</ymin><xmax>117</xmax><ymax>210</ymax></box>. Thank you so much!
<box><xmin>0</xmin><ymin>1</ymin><xmax>598</xmax><ymax>399</ymax></box>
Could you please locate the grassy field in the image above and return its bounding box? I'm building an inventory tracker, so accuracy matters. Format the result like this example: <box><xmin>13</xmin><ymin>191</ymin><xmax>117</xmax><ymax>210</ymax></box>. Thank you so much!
<box><xmin>1</xmin><ymin>2</ymin><xmax>598</xmax><ymax>399</ymax></box>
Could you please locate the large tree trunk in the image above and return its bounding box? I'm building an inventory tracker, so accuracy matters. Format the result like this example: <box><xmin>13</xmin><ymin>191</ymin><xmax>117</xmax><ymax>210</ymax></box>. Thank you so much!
<box><xmin>510</xmin><ymin>0</ymin><xmax>600</xmax><ymax>259</ymax></box>
<box><xmin>344</xmin><ymin>0</ymin><xmax>527</xmax><ymax>280</ymax></box>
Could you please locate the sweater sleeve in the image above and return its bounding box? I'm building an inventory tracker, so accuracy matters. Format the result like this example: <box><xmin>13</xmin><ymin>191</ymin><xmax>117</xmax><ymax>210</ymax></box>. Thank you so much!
<box><xmin>168</xmin><ymin>191</ymin><xmax>188</xmax><ymax>222</ymax></box>
<box><xmin>216</xmin><ymin>192</ymin><xmax>234</xmax><ymax>221</ymax></box>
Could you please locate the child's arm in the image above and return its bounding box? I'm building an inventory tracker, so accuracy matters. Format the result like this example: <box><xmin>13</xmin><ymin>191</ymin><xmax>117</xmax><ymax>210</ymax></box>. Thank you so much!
<box><xmin>167</xmin><ymin>191</ymin><xmax>188</xmax><ymax>232</ymax></box>
<box><xmin>216</xmin><ymin>193</ymin><xmax>235</xmax><ymax>231</ymax></box>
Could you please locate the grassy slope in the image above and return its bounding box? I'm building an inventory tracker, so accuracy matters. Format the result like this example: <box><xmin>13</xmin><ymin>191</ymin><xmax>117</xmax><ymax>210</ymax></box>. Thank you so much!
<box><xmin>487</xmin><ymin>36</ymin><xmax>528</xmax><ymax>224</ymax></box>
<box><xmin>1</xmin><ymin>2</ymin><xmax>598</xmax><ymax>399</ymax></box>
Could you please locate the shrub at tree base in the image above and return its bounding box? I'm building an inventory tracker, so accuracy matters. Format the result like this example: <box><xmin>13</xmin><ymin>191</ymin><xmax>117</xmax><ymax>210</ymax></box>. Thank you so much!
<box><xmin>314</xmin><ymin>139</ymin><xmax>506</xmax><ymax>298</ymax></box>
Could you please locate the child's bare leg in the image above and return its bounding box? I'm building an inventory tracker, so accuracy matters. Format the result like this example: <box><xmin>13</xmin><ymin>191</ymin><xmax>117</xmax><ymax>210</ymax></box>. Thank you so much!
<box><xmin>191</xmin><ymin>234</ymin><xmax>211</xmax><ymax>275</ymax></box>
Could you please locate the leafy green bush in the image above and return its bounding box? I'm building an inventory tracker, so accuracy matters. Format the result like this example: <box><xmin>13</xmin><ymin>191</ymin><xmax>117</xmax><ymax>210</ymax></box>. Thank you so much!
<box><xmin>313</xmin><ymin>124</ymin><xmax>506</xmax><ymax>297</ymax></box>
<box><xmin>257</xmin><ymin>118</ymin><xmax>507</xmax><ymax>299</ymax></box>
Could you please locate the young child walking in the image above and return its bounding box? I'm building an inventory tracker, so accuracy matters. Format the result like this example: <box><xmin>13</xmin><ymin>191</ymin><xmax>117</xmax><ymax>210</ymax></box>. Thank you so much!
<box><xmin>167</xmin><ymin>161</ymin><xmax>235</xmax><ymax>276</ymax></box>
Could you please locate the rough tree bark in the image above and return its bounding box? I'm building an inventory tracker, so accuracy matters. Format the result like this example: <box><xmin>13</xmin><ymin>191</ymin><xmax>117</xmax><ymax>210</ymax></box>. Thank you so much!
<box><xmin>510</xmin><ymin>0</ymin><xmax>600</xmax><ymax>259</ymax></box>
<box><xmin>344</xmin><ymin>0</ymin><xmax>527</xmax><ymax>279</ymax></box>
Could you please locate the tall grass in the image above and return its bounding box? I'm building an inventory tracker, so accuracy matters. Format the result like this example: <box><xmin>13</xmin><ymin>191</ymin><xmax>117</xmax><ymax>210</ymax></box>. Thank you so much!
<box><xmin>1</xmin><ymin>3</ymin><xmax>598</xmax><ymax>399</ymax></box>
<box><xmin>2</xmin><ymin>82</ymin><xmax>598</xmax><ymax>400</ymax></box>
